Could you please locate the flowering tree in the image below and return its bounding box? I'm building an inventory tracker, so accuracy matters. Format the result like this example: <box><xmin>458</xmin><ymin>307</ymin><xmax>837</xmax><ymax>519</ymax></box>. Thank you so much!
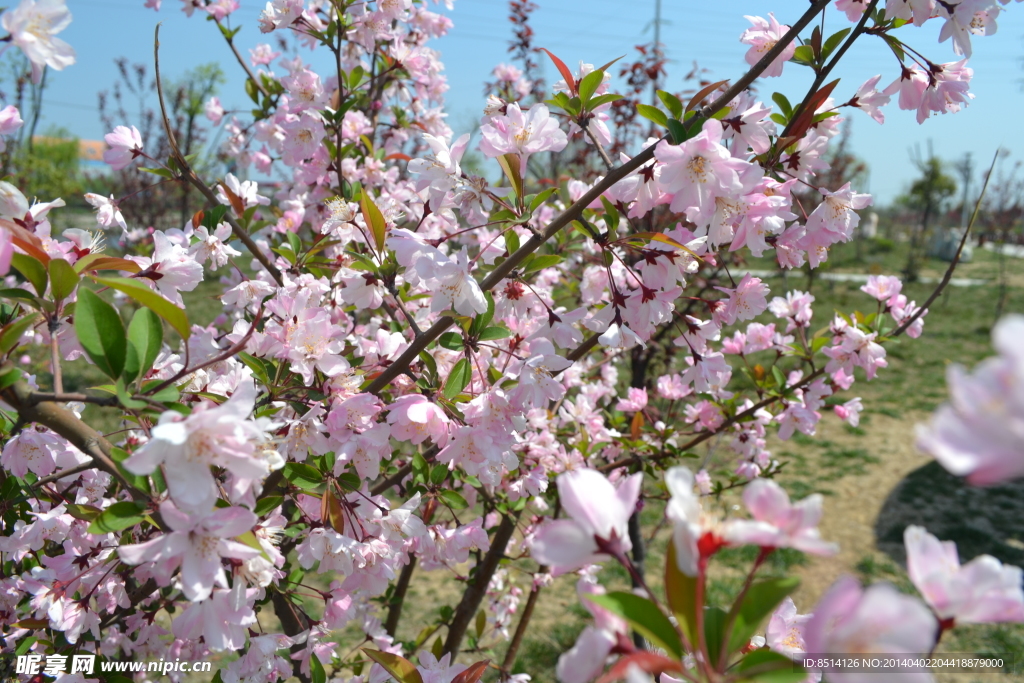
<box><xmin>0</xmin><ymin>1</ymin><xmax>1023</xmax><ymax>683</ymax></box>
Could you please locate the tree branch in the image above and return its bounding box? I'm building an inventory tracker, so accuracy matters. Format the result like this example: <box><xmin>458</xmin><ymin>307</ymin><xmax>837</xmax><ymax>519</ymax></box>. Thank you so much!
<box><xmin>443</xmin><ymin>511</ymin><xmax>520</xmax><ymax>660</ymax></box>
<box><xmin>365</xmin><ymin>0</ymin><xmax>830</xmax><ymax>396</ymax></box>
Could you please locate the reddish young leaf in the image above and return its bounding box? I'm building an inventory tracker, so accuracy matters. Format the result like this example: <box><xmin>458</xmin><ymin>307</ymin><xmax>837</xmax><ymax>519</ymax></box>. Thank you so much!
<box><xmin>385</xmin><ymin>153</ymin><xmax>412</xmax><ymax>161</ymax></box>
<box><xmin>595</xmin><ymin>653</ymin><xmax>685</xmax><ymax>683</ymax></box>
<box><xmin>219</xmin><ymin>181</ymin><xmax>246</xmax><ymax>217</ymax></box>
<box><xmin>192</xmin><ymin>209</ymin><xmax>205</xmax><ymax>229</ymax></box>
<box><xmin>0</xmin><ymin>218</ymin><xmax>50</xmax><ymax>264</ymax></box>
<box><xmin>786</xmin><ymin>79</ymin><xmax>840</xmax><ymax>142</ymax></box>
<box><xmin>539</xmin><ymin>48</ymin><xmax>577</xmax><ymax>94</ymax></box>
<box><xmin>451</xmin><ymin>660</ymin><xmax>490</xmax><ymax>683</ymax></box>
<box><xmin>685</xmin><ymin>79</ymin><xmax>731</xmax><ymax>112</ymax></box>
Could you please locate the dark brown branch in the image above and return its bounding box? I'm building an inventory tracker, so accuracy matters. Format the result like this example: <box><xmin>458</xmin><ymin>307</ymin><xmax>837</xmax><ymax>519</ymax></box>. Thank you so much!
<box><xmin>0</xmin><ymin>374</ymin><xmax>166</xmax><ymax>530</ymax></box>
<box><xmin>443</xmin><ymin>511</ymin><xmax>520</xmax><ymax>660</ymax></box>
<box><xmin>500</xmin><ymin>566</ymin><xmax>547</xmax><ymax>677</ymax></box>
<box><xmin>384</xmin><ymin>555</ymin><xmax>416</xmax><ymax>636</ymax></box>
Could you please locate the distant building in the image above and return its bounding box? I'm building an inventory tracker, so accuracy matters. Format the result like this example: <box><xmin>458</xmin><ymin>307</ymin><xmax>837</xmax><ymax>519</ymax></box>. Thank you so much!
<box><xmin>31</xmin><ymin>136</ymin><xmax>106</xmax><ymax>168</ymax></box>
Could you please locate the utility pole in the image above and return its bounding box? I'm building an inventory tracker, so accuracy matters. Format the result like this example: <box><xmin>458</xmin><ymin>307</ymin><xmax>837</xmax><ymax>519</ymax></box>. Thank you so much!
<box><xmin>650</xmin><ymin>0</ymin><xmax>662</xmax><ymax>106</ymax></box>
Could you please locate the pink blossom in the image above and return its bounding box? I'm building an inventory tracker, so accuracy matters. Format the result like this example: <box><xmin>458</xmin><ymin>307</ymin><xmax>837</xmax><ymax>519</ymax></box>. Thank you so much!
<box><xmin>478</xmin><ymin>102</ymin><xmax>568</xmax><ymax>168</ymax></box>
<box><xmin>615</xmin><ymin>387</ymin><xmax>648</xmax><ymax>413</ymax></box>
<box><xmin>727</xmin><ymin>478</ymin><xmax>838</xmax><ymax>555</ymax></box>
<box><xmin>905</xmin><ymin>525</ymin><xmax>1024</xmax><ymax>624</ymax></box>
<box><xmin>249</xmin><ymin>43</ymin><xmax>281</xmax><ymax>66</ymax></box>
<box><xmin>917</xmin><ymin>315</ymin><xmax>1024</xmax><ymax>485</ymax></box>
<box><xmin>204</xmin><ymin>96</ymin><xmax>224</xmax><ymax>124</ymax></box>
<box><xmin>834</xmin><ymin>397</ymin><xmax>863</xmax><ymax>427</ymax></box>
<box><xmin>804</xmin><ymin>576</ymin><xmax>937</xmax><ymax>682</ymax></box>
<box><xmin>282</xmin><ymin>309</ymin><xmax>348</xmax><ymax>384</ymax></box>
<box><xmin>1</xmin><ymin>0</ymin><xmax>76</xmax><ymax>83</ymax></box>
<box><xmin>102</xmin><ymin>125</ymin><xmax>143</xmax><ymax>170</ymax></box>
<box><xmin>530</xmin><ymin>469</ymin><xmax>642</xmax><ymax>575</ymax></box>
<box><xmin>714</xmin><ymin>274</ymin><xmax>769</xmax><ymax>325</ymax></box>
<box><xmin>217</xmin><ymin>173</ymin><xmax>270</xmax><ymax>210</ymax></box>
<box><xmin>768</xmin><ymin>597</ymin><xmax>811</xmax><ymax>658</ymax></box>
<box><xmin>836</xmin><ymin>0</ymin><xmax>870</xmax><ymax>21</ymax></box>
<box><xmin>0</xmin><ymin>105</ymin><xmax>22</xmax><ymax>152</ymax></box>
<box><xmin>655</xmin><ymin>119</ymin><xmax>762</xmax><ymax>231</ymax></box>
<box><xmin>804</xmin><ymin>182</ymin><xmax>872</xmax><ymax>243</ymax></box>
<box><xmin>885</xmin><ymin>0</ymin><xmax>937</xmax><ymax>26</ymax></box>
<box><xmin>739</xmin><ymin>14</ymin><xmax>796</xmax><ymax>78</ymax></box>
<box><xmin>84</xmin><ymin>193</ymin><xmax>127</xmax><ymax>235</ymax></box>
<box><xmin>770</xmin><ymin>290</ymin><xmax>815</xmax><ymax>331</ymax></box>
<box><xmin>171</xmin><ymin>587</ymin><xmax>257</xmax><ymax>651</ymax></box>
<box><xmin>860</xmin><ymin>274</ymin><xmax>902</xmax><ymax>305</ymax></box>
<box><xmin>849</xmin><ymin>74</ymin><xmax>891</xmax><ymax>124</ymax></box>
<box><xmin>656</xmin><ymin>373</ymin><xmax>691</xmax><ymax>400</ymax></box>
<box><xmin>118</xmin><ymin>502</ymin><xmax>261</xmax><ymax>601</ymax></box>
<box><xmin>131</xmin><ymin>231</ymin><xmax>204</xmax><ymax>306</ymax></box>
<box><xmin>124</xmin><ymin>381</ymin><xmax>276</xmax><ymax>513</ymax></box>
<box><xmin>938</xmin><ymin>0</ymin><xmax>1000</xmax><ymax>57</ymax></box>
<box><xmin>387</xmin><ymin>395</ymin><xmax>450</xmax><ymax>445</ymax></box>
<box><xmin>189</xmin><ymin>223</ymin><xmax>241</xmax><ymax>269</ymax></box>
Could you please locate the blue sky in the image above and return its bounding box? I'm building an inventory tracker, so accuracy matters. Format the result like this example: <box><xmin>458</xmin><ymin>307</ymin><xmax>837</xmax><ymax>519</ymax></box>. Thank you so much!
<box><xmin>30</xmin><ymin>0</ymin><xmax>1024</xmax><ymax>205</ymax></box>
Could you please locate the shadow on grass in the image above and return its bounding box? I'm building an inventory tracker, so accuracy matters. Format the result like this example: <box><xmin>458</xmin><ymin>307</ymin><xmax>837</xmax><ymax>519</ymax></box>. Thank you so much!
<box><xmin>875</xmin><ymin>461</ymin><xmax>1024</xmax><ymax>568</ymax></box>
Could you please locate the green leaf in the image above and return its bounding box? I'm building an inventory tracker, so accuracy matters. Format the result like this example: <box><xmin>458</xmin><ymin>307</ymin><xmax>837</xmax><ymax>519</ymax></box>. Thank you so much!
<box><xmin>336</xmin><ymin>471</ymin><xmax>361</xmax><ymax>492</ymax></box>
<box><xmin>664</xmin><ymin>539</ymin><xmax>699</xmax><ymax>645</ymax></box>
<box><xmin>585</xmin><ymin>591</ymin><xmax>683</xmax><ymax>659</ymax></box>
<box><xmin>0</xmin><ymin>313</ymin><xmax>40</xmax><ymax>354</ymax></box>
<box><xmin>578</xmin><ymin>69</ymin><xmax>605</xmax><ymax>106</ymax></box>
<box><xmin>140</xmin><ymin>166</ymin><xmax>175</xmax><ymax>179</ymax></box>
<box><xmin>74</xmin><ymin>288</ymin><xmax>127</xmax><ymax>380</ymax></box>
<box><xmin>588</xmin><ymin>93</ymin><xmax>622</xmax><ymax>109</ymax></box>
<box><xmin>821</xmin><ymin>28</ymin><xmax>852</xmax><ymax>61</ymax></box>
<box><xmin>523</xmin><ymin>254</ymin><xmax>563</xmax><ymax>275</ymax></box>
<box><xmin>47</xmin><ymin>258</ymin><xmax>79</xmax><ymax>302</ymax></box>
<box><xmin>791</xmin><ymin>44</ymin><xmax>815</xmax><ymax>66</ymax></box>
<box><xmin>282</xmin><ymin>462</ymin><xmax>323</xmax><ymax>491</ymax></box>
<box><xmin>771</xmin><ymin>92</ymin><xmax>792</xmax><ymax>118</ymax></box>
<box><xmin>254</xmin><ymin>495</ymin><xmax>284</xmax><ymax>517</ymax></box>
<box><xmin>201</xmin><ymin>205</ymin><xmax>230</xmax><ymax>230</ymax></box>
<box><xmin>438</xmin><ymin>332</ymin><xmax>463</xmax><ymax>351</ymax></box>
<box><xmin>116</xmin><ymin>377</ymin><xmax>148</xmax><ymax>409</ymax></box>
<box><xmin>657</xmin><ymin>90</ymin><xmax>684</xmax><ymax>119</ymax></box>
<box><xmin>735</xmin><ymin>649</ymin><xmax>807</xmax><ymax>683</ymax></box>
<box><xmin>704</xmin><ymin>606</ymin><xmax>729</xmax><ymax>668</ymax></box>
<box><xmin>65</xmin><ymin>503</ymin><xmax>102</xmax><ymax>521</ymax></box>
<box><xmin>87</xmin><ymin>501</ymin><xmax>147</xmax><ymax>534</ymax></box>
<box><xmin>478</xmin><ymin>326</ymin><xmax>512</xmax><ymax>341</ymax></box>
<box><xmin>443</xmin><ymin>358</ymin><xmax>471</xmax><ymax>400</ymax></box>
<box><xmin>504</xmin><ymin>228</ymin><xmax>521</xmax><ymax>255</ymax></box>
<box><xmin>665</xmin><ymin>118</ymin><xmax>688</xmax><ymax>145</ymax></box>
<box><xmin>771</xmin><ymin>365</ymin><xmax>787</xmax><ymax>390</ymax></box>
<box><xmin>0</xmin><ymin>365</ymin><xmax>22</xmax><ymax>391</ymax></box>
<box><xmin>362</xmin><ymin>650</ymin><xmax>424</xmax><ymax>683</ymax></box>
<box><xmin>310</xmin><ymin>652</ymin><xmax>326</xmax><ymax>683</ymax></box>
<box><xmin>109</xmin><ymin>446</ymin><xmax>151</xmax><ymax>494</ymax></box>
<box><xmin>11</xmin><ymin>252</ymin><xmax>48</xmax><ymax>297</ymax></box>
<box><xmin>429</xmin><ymin>464</ymin><xmax>448</xmax><ymax>486</ymax></box>
<box><xmin>528</xmin><ymin>187</ymin><xmax>558</xmax><ymax>214</ymax></box>
<box><xmin>124</xmin><ymin>307</ymin><xmax>163</xmax><ymax>383</ymax></box>
<box><xmin>769</xmin><ymin>113</ymin><xmax>788</xmax><ymax>126</ymax></box>
<box><xmin>636</xmin><ymin>103</ymin><xmax>668</xmax><ymax>128</ymax></box>
<box><xmin>91</xmin><ymin>276</ymin><xmax>190</xmax><ymax>340</ymax></box>
<box><xmin>727</xmin><ymin>577</ymin><xmax>799</xmax><ymax>655</ymax></box>
<box><xmin>438</xmin><ymin>489</ymin><xmax>468</xmax><ymax>510</ymax></box>
<box><xmin>140</xmin><ymin>379</ymin><xmax>179</xmax><ymax>403</ymax></box>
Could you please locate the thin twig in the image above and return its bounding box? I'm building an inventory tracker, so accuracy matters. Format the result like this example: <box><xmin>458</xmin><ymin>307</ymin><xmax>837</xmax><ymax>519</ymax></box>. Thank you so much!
<box><xmin>153</xmin><ymin>25</ymin><xmax>284</xmax><ymax>287</ymax></box>
<box><xmin>892</xmin><ymin>149</ymin><xmax>999</xmax><ymax>337</ymax></box>
<box><xmin>215</xmin><ymin>18</ymin><xmax>270</xmax><ymax>99</ymax></box>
